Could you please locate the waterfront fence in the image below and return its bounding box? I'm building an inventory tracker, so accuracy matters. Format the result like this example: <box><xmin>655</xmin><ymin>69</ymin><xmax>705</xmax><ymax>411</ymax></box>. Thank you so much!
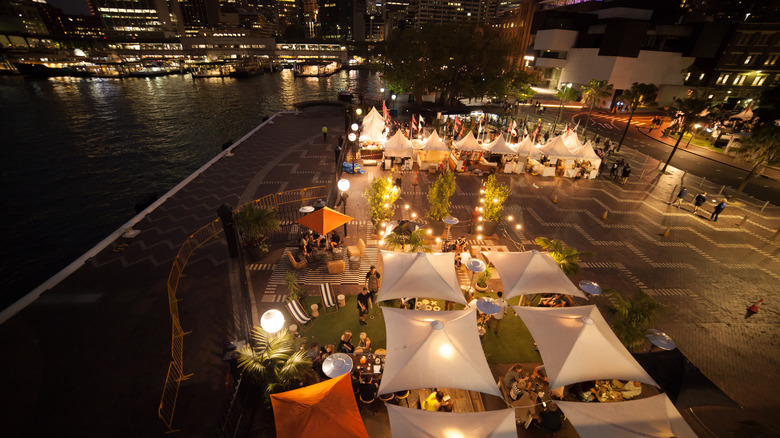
<box><xmin>158</xmin><ymin>185</ymin><xmax>328</xmax><ymax>433</ymax></box>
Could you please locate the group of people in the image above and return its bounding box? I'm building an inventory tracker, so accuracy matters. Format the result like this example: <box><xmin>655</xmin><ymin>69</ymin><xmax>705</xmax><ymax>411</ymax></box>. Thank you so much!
<box><xmin>298</xmin><ymin>230</ymin><xmax>342</xmax><ymax>261</ymax></box>
<box><xmin>503</xmin><ymin>364</ymin><xmax>564</xmax><ymax>430</ymax></box>
<box><xmin>576</xmin><ymin>379</ymin><xmax>643</xmax><ymax>402</ymax></box>
<box><xmin>606</xmin><ymin>158</ymin><xmax>631</xmax><ymax>184</ymax></box>
<box><xmin>421</xmin><ymin>389</ymin><xmax>454</xmax><ymax>412</ymax></box>
<box><xmin>673</xmin><ymin>187</ymin><xmax>728</xmax><ymax>221</ymax></box>
<box><xmin>308</xmin><ymin>330</ymin><xmax>373</xmax><ymax>381</ymax></box>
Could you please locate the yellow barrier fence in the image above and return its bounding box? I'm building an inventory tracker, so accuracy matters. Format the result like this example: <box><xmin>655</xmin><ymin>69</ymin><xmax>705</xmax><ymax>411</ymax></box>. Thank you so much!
<box><xmin>158</xmin><ymin>186</ymin><xmax>327</xmax><ymax>432</ymax></box>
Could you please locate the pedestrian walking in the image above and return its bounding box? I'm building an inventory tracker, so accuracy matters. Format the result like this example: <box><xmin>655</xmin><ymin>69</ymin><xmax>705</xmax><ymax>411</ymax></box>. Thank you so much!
<box><xmin>692</xmin><ymin>192</ymin><xmax>707</xmax><ymax>213</ymax></box>
<box><xmin>598</xmin><ymin>159</ymin><xmax>608</xmax><ymax>176</ymax></box>
<box><xmin>365</xmin><ymin>265</ymin><xmax>381</xmax><ymax>305</ymax></box>
<box><xmin>489</xmin><ymin>291</ymin><xmax>508</xmax><ymax>334</ymax></box>
<box><xmin>609</xmin><ymin>161</ymin><xmax>619</xmax><ymax>179</ymax></box>
<box><xmin>621</xmin><ymin>164</ymin><xmax>631</xmax><ymax>184</ymax></box>
<box><xmin>322</xmin><ymin>124</ymin><xmax>328</xmax><ymax>142</ymax></box>
<box><xmin>710</xmin><ymin>199</ymin><xmax>727</xmax><ymax>221</ymax></box>
<box><xmin>672</xmin><ymin>187</ymin><xmax>688</xmax><ymax>207</ymax></box>
<box><xmin>604</xmin><ymin>140</ymin><xmax>613</xmax><ymax>155</ymax></box>
<box><xmin>543</xmin><ymin>131</ymin><xmax>550</xmax><ymax>143</ymax></box>
<box><xmin>357</xmin><ymin>287</ymin><xmax>372</xmax><ymax>325</ymax></box>
<box><xmin>594</xmin><ymin>135</ymin><xmax>601</xmax><ymax>146</ymax></box>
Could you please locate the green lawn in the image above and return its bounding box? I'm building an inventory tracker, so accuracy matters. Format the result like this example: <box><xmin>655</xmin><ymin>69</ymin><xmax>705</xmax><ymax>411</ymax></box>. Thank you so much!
<box><xmin>298</xmin><ymin>293</ymin><xmax>542</xmax><ymax>364</ymax></box>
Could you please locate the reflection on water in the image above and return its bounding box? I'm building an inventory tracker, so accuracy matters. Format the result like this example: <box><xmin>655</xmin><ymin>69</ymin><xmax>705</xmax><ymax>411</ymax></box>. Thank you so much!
<box><xmin>0</xmin><ymin>70</ymin><xmax>384</xmax><ymax>308</ymax></box>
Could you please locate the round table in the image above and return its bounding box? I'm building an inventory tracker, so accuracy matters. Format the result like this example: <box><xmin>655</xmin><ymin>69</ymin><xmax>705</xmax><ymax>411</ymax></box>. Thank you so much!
<box><xmin>299</xmin><ymin>206</ymin><xmax>315</xmax><ymax>214</ymax></box>
<box><xmin>646</xmin><ymin>329</ymin><xmax>676</xmax><ymax>351</ymax></box>
<box><xmin>466</xmin><ymin>258</ymin><xmax>487</xmax><ymax>292</ymax></box>
<box><xmin>476</xmin><ymin>297</ymin><xmax>500</xmax><ymax>315</ymax></box>
<box><xmin>322</xmin><ymin>353</ymin><xmax>353</xmax><ymax>378</ymax></box>
<box><xmin>579</xmin><ymin>280</ymin><xmax>602</xmax><ymax>295</ymax></box>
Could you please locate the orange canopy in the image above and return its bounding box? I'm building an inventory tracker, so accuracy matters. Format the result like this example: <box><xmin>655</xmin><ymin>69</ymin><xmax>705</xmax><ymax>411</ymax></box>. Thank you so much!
<box><xmin>270</xmin><ymin>374</ymin><xmax>368</xmax><ymax>438</ymax></box>
<box><xmin>296</xmin><ymin>207</ymin><xmax>354</xmax><ymax>235</ymax></box>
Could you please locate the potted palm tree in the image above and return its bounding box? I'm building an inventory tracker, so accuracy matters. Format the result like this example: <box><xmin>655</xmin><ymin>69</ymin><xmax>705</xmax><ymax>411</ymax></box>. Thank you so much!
<box><xmin>426</xmin><ymin>171</ymin><xmax>456</xmax><ymax>236</ymax></box>
<box><xmin>604</xmin><ymin>289</ymin><xmax>663</xmax><ymax>352</ymax></box>
<box><xmin>363</xmin><ymin>176</ymin><xmax>400</xmax><ymax>233</ymax></box>
<box><xmin>534</xmin><ymin>237</ymin><xmax>592</xmax><ymax>276</ymax></box>
<box><xmin>237</xmin><ymin>326</ymin><xmax>311</xmax><ymax>405</ymax></box>
<box><xmin>474</xmin><ymin>266</ymin><xmax>492</xmax><ymax>292</ymax></box>
<box><xmin>383</xmin><ymin>225</ymin><xmax>433</xmax><ymax>253</ymax></box>
<box><xmin>233</xmin><ymin>203</ymin><xmax>281</xmax><ymax>261</ymax></box>
<box><xmin>481</xmin><ymin>174</ymin><xmax>511</xmax><ymax>236</ymax></box>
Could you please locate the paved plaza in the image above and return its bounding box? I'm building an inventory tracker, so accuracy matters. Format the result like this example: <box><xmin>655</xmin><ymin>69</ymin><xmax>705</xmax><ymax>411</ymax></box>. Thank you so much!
<box><xmin>1</xmin><ymin>104</ymin><xmax>778</xmax><ymax>436</ymax></box>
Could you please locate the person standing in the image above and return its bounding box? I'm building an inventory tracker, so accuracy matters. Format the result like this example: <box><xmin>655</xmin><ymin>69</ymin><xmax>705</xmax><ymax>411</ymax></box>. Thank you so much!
<box><xmin>711</xmin><ymin>199</ymin><xmax>727</xmax><ymax>221</ymax></box>
<box><xmin>490</xmin><ymin>291</ymin><xmax>508</xmax><ymax>334</ymax></box>
<box><xmin>672</xmin><ymin>187</ymin><xmax>688</xmax><ymax>207</ymax></box>
<box><xmin>322</xmin><ymin>124</ymin><xmax>328</xmax><ymax>142</ymax></box>
<box><xmin>692</xmin><ymin>192</ymin><xmax>707</xmax><ymax>213</ymax></box>
<box><xmin>365</xmin><ymin>265</ymin><xmax>381</xmax><ymax>305</ymax></box>
<box><xmin>357</xmin><ymin>288</ymin><xmax>372</xmax><ymax>326</ymax></box>
<box><xmin>609</xmin><ymin>161</ymin><xmax>619</xmax><ymax>179</ymax></box>
<box><xmin>620</xmin><ymin>164</ymin><xmax>631</xmax><ymax>184</ymax></box>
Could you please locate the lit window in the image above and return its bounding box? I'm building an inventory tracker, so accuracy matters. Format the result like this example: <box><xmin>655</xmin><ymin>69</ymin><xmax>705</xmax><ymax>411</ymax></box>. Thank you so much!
<box><xmin>744</xmin><ymin>55</ymin><xmax>752</xmax><ymax>64</ymax></box>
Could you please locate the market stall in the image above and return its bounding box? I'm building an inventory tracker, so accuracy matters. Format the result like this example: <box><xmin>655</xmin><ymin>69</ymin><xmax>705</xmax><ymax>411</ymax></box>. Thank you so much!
<box><xmin>383</xmin><ymin>130</ymin><xmax>414</xmax><ymax>169</ymax></box>
<box><xmin>530</xmin><ymin>135</ymin><xmax>579</xmax><ymax>176</ymax></box>
<box><xmin>483</xmin><ymin>134</ymin><xmax>519</xmax><ymax>173</ymax></box>
<box><xmin>417</xmin><ymin>131</ymin><xmax>450</xmax><ymax>171</ymax></box>
<box><xmin>450</xmin><ymin>131</ymin><xmax>484</xmax><ymax>172</ymax></box>
<box><xmin>569</xmin><ymin>140</ymin><xmax>602</xmax><ymax>179</ymax></box>
<box><xmin>360</xmin><ymin>107</ymin><xmax>386</xmax><ymax>143</ymax></box>
<box><xmin>504</xmin><ymin>136</ymin><xmax>537</xmax><ymax>174</ymax></box>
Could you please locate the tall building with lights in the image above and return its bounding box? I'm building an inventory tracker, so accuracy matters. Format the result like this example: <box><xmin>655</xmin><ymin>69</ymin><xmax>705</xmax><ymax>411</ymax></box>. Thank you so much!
<box><xmin>407</xmin><ymin>0</ymin><xmax>499</xmax><ymax>27</ymax></box>
<box><xmin>93</xmin><ymin>0</ymin><xmax>179</xmax><ymax>40</ymax></box>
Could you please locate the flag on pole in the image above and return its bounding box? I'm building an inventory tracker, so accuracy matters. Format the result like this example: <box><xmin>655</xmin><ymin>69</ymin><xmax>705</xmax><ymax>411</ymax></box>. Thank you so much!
<box><xmin>382</xmin><ymin>100</ymin><xmax>390</xmax><ymax>121</ymax></box>
<box><xmin>418</xmin><ymin>115</ymin><xmax>423</xmax><ymax>132</ymax></box>
<box><xmin>511</xmin><ymin>120</ymin><xmax>518</xmax><ymax>137</ymax></box>
<box><xmin>411</xmin><ymin>114</ymin><xmax>417</xmax><ymax>131</ymax></box>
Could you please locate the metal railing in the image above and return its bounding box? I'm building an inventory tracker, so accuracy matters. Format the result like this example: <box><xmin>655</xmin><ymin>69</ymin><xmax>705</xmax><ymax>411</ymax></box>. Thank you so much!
<box><xmin>158</xmin><ymin>185</ymin><xmax>328</xmax><ymax>433</ymax></box>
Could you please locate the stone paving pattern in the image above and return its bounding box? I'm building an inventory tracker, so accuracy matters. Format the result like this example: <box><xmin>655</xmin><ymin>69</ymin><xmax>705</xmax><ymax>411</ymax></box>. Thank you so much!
<box><xmin>1</xmin><ymin>105</ymin><xmax>779</xmax><ymax>437</ymax></box>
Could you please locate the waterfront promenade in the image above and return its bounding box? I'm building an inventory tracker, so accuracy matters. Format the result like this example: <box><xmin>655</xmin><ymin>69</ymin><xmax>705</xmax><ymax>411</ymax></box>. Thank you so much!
<box><xmin>1</xmin><ymin>104</ymin><xmax>779</xmax><ymax>436</ymax></box>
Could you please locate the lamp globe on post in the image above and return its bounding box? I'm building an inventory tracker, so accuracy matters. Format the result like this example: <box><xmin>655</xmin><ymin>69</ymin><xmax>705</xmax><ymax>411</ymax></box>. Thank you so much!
<box><xmin>260</xmin><ymin>309</ymin><xmax>285</xmax><ymax>334</ymax></box>
<box><xmin>337</xmin><ymin>178</ymin><xmax>350</xmax><ymax>237</ymax></box>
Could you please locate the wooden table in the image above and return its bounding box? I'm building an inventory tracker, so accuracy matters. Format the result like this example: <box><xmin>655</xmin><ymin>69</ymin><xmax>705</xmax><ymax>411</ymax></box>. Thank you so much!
<box><xmin>353</xmin><ymin>353</ymin><xmax>384</xmax><ymax>380</ymax></box>
<box><xmin>415</xmin><ymin>388</ymin><xmax>485</xmax><ymax>412</ymax></box>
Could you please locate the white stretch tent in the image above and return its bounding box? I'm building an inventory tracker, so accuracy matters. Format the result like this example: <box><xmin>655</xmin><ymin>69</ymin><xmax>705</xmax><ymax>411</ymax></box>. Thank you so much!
<box><xmin>384</xmin><ymin>130</ymin><xmax>414</xmax><ymax>158</ymax></box>
<box><xmin>377</xmin><ymin>251</ymin><xmax>466</xmax><ymax>304</ymax></box>
<box><xmin>482</xmin><ymin>250</ymin><xmax>584</xmax><ymax>300</ymax></box>
<box><xmin>557</xmin><ymin>394</ymin><xmax>697</xmax><ymax>438</ymax></box>
<box><xmin>483</xmin><ymin>134</ymin><xmax>518</xmax><ymax>155</ymax></box>
<box><xmin>361</xmin><ymin>108</ymin><xmax>386</xmax><ymax>142</ymax></box>
<box><xmin>512</xmin><ymin>305</ymin><xmax>658</xmax><ymax>390</ymax></box>
<box><xmin>386</xmin><ymin>404</ymin><xmax>517</xmax><ymax>438</ymax></box>
<box><xmin>454</xmin><ymin>131</ymin><xmax>484</xmax><ymax>151</ymax></box>
<box><xmin>378</xmin><ymin>308</ymin><xmax>502</xmax><ymax>397</ymax></box>
<box><xmin>421</xmin><ymin>131</ymin><xmax>450</xmax><ymax>151</ymax></box>
<box><xmin>513</xmin><ymin>136</ymin><xmax>537</xmax><ymax>157</ymax></box>
<box><xmin>536</xmin><ymin>135</ymin><xmax>579</xmax><ymax>161</ymax></box>
<box><xmin>563</xmin><ymin>130</ymin><xmax>584</xmax><ymax>151</ymax></box>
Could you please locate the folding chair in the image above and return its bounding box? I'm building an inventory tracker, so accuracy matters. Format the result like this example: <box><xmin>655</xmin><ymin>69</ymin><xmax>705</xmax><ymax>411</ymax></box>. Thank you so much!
<box><xmin>320</xmin><ymin>283</ymin><xmax>339</xmax><ymax>315</ymax></box>
<box><xmin>285</xmin><ymin>299</ymin><xmax>312</xmax><ymax>332</ymax></box>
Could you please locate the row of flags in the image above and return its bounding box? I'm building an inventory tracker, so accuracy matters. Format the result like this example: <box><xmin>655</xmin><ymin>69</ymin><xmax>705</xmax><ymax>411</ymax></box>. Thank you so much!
<box><xmin>383</xmin><ymin>99</ymin><xmax>425</xmax><ymax>131</ymax></box>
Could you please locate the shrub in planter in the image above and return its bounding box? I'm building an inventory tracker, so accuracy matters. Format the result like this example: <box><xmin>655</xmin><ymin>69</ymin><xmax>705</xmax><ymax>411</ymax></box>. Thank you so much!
<box><xmin>426</xmin><ymin>170</ymin><xmax>456</xmax><ymax>235</ymax></box>
<box><xmin>233</xmin><ymin>203</ymin><xmax>281</xmax><ymax>261</ymax></box>
<box><xmin>363</xmin><ymin>176</ymin><xmax>400</xmax><ymax>226</ymax></box>
<box><xmin>481</xmin><ymin>174</ymin><xmax>510</xmax><ymax>235</ymax></box>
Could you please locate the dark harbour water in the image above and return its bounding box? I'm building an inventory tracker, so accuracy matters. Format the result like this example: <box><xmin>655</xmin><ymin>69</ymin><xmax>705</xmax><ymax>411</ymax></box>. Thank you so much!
<box><xmin>0</xmin><ymin>69</ymin><xmax>384</xmax><ymax>310</ymax></box>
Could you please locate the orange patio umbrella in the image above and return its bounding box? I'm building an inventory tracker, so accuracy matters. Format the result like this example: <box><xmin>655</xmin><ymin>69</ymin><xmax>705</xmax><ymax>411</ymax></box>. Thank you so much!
<box><xmin>270</xmin><ymin>373</ymin><xmax>369</xmax><ymax>438</ymax></box>
<box><xmin>296</xmin><ymin>206</ymin><xmax>353</xmax><ymax>235</ymax></box>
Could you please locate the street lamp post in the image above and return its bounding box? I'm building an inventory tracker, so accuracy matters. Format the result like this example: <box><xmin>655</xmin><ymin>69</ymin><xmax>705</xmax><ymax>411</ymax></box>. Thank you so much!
<box><xmin>337</xmin><ymin>178</ymin><xmax>350</xmax><ymax>237</ymax></box>
<box><xmin>260</xmin><ymin>309</ymin><xmax>285</xmax><ymax>334</ymax></box>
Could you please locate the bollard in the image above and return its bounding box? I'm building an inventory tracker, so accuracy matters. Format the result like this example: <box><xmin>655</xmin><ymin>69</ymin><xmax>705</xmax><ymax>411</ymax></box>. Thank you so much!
<box><xmin>718</xmin><ymin>185</ymin><xmax>725</xmax><ymax>195</ymax></box>
<box><xmin>761</xmin><ymin>201</ymin><xmax>769</xmax><ymax>212</ymax></box>
<box><xmin>662</xmin><ymin>227</ymin><xmax>670</xmax><ymax>237</ymax></box>
<box><xmin>552</xmin><ymin>194</ymin><xmax>558</xmax><ymax>204</ymax></box>
<box><xmin>699</xmin><ymin>177</ymin><xmax>706</xmax><ymax>188</ymax></box>
<box><xmin>739</xmin><ymin>215</ymin><xmax>749</xmax><ymax>226</ymax></box>
<box><xmin>602</xmin><ymin>210</ymin><xmax>608</xmax><ymax>220</ymax></box>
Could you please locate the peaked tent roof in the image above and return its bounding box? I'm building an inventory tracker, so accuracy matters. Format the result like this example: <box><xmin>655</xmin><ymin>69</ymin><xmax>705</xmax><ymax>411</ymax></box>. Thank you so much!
<box><xmin>362</xmin><ymin>107</ymin><xmax>382</xmax><ymax>123</ymax></box>
<box><xmin>386</xmin><ymin>404</ymin><xmax>517</xmax><ymax>438</ymax></box>
<box><xmin>482</xmin><ymin>250</ymin><xmax>584</xmax><ymax>300</ymax></box>
<box><xmin>513</xmin><ymin>136</ymin><xmax>537</xmax><ymax>157</ymax></box>
<box><xmin>296</xmin><ymin>207</ymin><xmax>354</xmax><ymax>236</ymax></box>
<box><xmin>361</xmin><ymin>112</ymin><xmax>386</xmax><ymax>142</ymax></box>
<box><xmin>730</xmin><ymin>106</ymin><xmax>753</xmax><ymax>120</ymax></box>
<box><xmin>537</xmin><ymin>135</ymin><xmax>579</xmax><ymax>160</ymax></box>
<box><xmin>271</xmin><ymin>373</ymin><xmax>369</xmax><ymax>438</ymax></box>
<box><xmin>384</xmin><ymin>130</ymin><xmax>414</xmax><ymax>157</ymax></box>
<box><xmin>557</xmin><ymin>394</ymin><xmax>697</xmax><ymax>438</ymax></box>
<box><xmin>484</xmin><ymin>134</ymin><xmax>518</xmax><ymax>154</ymax></box>
<box><xmin>377</xmin><ymin>251</ymin><xmax>465</xmax><ymax>304</ymax></box>
<box><xmin>571</xmin><ymin>140</ymin><xmax>601</xmax><ymax>162</ymax></box>
<box><xmin>378</xmin><ymin>307</ymin><xmax>502</xmax><ymax>397</ymax></box>
<box><xmin>421</xmin><ymin>130</ymin><xmax>450</xmax><ymax>151</ymax></box>
<box><xmin>454</xmin><ymin>131</ymin><xmax>484</xmax><ymax>151</ymax></box>
<box><xmin>563</xmin><ymin>130</ymin><xmax>583</xmax><ymax>151</ymax></box>
<box><xmin>512</xmin><ymin>305</ymin><xmax>658</xmax><ymax>390</ymax></box>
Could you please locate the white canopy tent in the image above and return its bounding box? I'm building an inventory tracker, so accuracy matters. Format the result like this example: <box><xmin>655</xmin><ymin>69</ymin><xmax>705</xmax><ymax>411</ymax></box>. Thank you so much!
<box><xmin>361</xmin><ymin>108</ymin><xmax>387</xmax><ymax>142</ymax></box>
<box><xmin>378</xmin><ymin>308</ymin><xmax>502</xmax><ymax>397</ymax></box>
<box><xmin>562</xmin><ymin>130</ymin><xmax>584</xmax><ymax>152</ymax></box>
<box><xmin>386</xmin><ymin>404</ymin><xmax>517</xmax><ymax>438</ymax></box>
<box><xmin>377</xmin><ymin>251</ymin><xmax>466</xmax><ymax>304</ymax></box>
<box><xmin>483</xmin><ymin>134</ymin><xmax>518</xmax><ymax>155</ymax></box>
<box><xmin>557</xmin><ymin>394</ymin><xmax>697</xmax><ymax>438</ymax></box>
<box><xmin>536</xmin><ymin>135</ymin><xmax>580</xmax><ymax>162</ymax></box>
<box><xmin>512</xmin><ymin>305</ymin><xmax>658</xmax><ymax>390</ymax></box>
<box><xmin>730</xmin><ymin>106</ymin><xmax>753</xmax><ymax>121</ymax></box>
<box><xmin>421</xmin><ymin>131</ymin><xmax>450</xmax><ymax>151</ymax></box>
<box><xmin>482</xmin><ymin>250</ymin><xmax>585</xmax><ymax>300</ymax></box>
<box><xmin>513</xmin><ymin>136</ymin><xmax>537</xmax><ymax>157</ymax></box>
<box><xmin>383</xmin><ymin>130</ymin><xmax>414</xmax><ymax>158</ymax></box>
<box><xmin>454</xmin><ymin>131</ymin><xmax>484</xmax><ymax>152</ymax></box>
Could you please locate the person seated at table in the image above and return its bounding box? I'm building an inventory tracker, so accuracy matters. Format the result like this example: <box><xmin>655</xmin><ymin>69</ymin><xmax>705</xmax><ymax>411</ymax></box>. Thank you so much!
<box><xmin>539</xmin><ymin>294</ymin><xmax>566</xmax><ymax>308</ymax></box>
<box><xmin>510</xmin><ymin>376</ymin><xmax>530</xmax><ymax>401</ymax></box>
<box><xmin>536</xmin><ymin>404</ymin><xmax>563</xmax><ymax>433</ymax></box>
<box><xmin>313</xmin><ymin>232</ymin><xmax>327</xmax><ymax>249</ymax></box>
<box><xmin>455</xmin><ymin>236</ymin><xmax>466</xmax><ymax>253</ymax></box>
<box><xmin>400</xmin><ymin>296</ymin><xmax>416</xmax><ymax>309</ymax></box>
<box><xmin>531</xmin><ymin>364</ymin><xmax>548</xmax><ymax>383</ymax></box>
<box><xmin>338</xmin><ymin>330</ymin><xmax>354</xmax><ymax>353</ymax></box>
<box><xmin>422</xmin><ymin>389</ymin><xmax>444</xmax><ymax>411</ymax></box>
<box><xmin>438</xmin><ymin>395</ymin><xmax>454</xmax><ymax>412</ymax></box>
<box><xmin>612</xmin><ymin>380</ymin><xmax>643</xmax><ymax>400</ymax></box>
<box><xmin>299</xmin><ymin>234</ymin><xmax>313</xmax><ymax>260</ymax></box>
<box><xmin>305</xmin><ymin>342</ymin><xmax>319</xmax><ymax>361</ymax></box>
<box><xmin>575</xmin><ymin>381</ymin><xmax>598</xmax><ymax>402</ymax></box>
<box><xmin>313</xmin><ymin>344</ymin><xmax>335</xmax><ymax>380</ymax></box>
<box><xmin>503</xmin><ymin>364</ymin><xmax>524</xmax><ymax>390</ymax></box>
<box><xmin>355</xmin><ymin>332</ymin><xmax>371</xmax><ymax>354</ymax></box>
<box><xmin>454</xmin><ymin>254</ymin><xmax>463</xmax><ymax>270</ymax></box>
<box><xmin>328</xmin><ymin>231</ymin><xmax>342</xmax><ymax>250</ymax></box>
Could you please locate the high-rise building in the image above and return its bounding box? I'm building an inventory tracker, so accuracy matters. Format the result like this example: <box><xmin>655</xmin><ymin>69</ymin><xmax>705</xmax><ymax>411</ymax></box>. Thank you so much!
<box><xmin>493</xmin><ymin>0</ymin><xmax>538</xmax><ymax>68</ymax></box>
<box><xmin>93</xmin><ymin>0</ymin><xmax>179</xmax><ymax>40</ymax></box>
<box><xmin>302</xmin><ymin>0</ymin><xmax>318</xmax><ymax>37</ymax></box>
<box><xmin>318</xmin><ymin>0</ymin><xmax>354</xmax><ymax>40</ymax></box>
<box><xmin>176</xmin><ymin>0</ymin><xmax>220</xmax><ymax>36</ymax></box>
<box><xmin>276</xmin><ymin>0</ymin><xmax>301</xmax><ymax>34</ymax></box>
<box><xmin>0</xmin><ymin>0</ymin><xmax>50</xmax><ymax>36</ymax></box>
<box><xmin>407</xmin><ymin>0</ymin><xmax>498</xmax><ymax>27</ymax></box>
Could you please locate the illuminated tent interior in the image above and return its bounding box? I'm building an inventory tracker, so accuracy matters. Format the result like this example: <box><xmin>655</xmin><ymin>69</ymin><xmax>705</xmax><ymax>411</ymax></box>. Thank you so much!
<box><xmin>483</xmin><ymin>134</ymin><xmax>518</xmax><ymax>155</ymax></box>
<box><xmin>386</xmin><ymin>404</ymin><xmax>517</xmax><ymax>438</ymax></box>
<box><xmin>453</xmin><ymin>131</ymin><xmax>484</xmax><ymax>151</ymax></box>
<box><xmin>383</xmin><ymin>130</ymin><xmax>414</xmax><ymax>158</ymax></box>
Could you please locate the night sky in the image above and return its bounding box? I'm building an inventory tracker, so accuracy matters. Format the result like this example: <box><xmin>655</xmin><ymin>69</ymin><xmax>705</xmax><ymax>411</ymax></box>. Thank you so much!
<box><xmin>46</xmin><ymin>0</ymin><xmax>91</xmax><ymax>16</ymax></box>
